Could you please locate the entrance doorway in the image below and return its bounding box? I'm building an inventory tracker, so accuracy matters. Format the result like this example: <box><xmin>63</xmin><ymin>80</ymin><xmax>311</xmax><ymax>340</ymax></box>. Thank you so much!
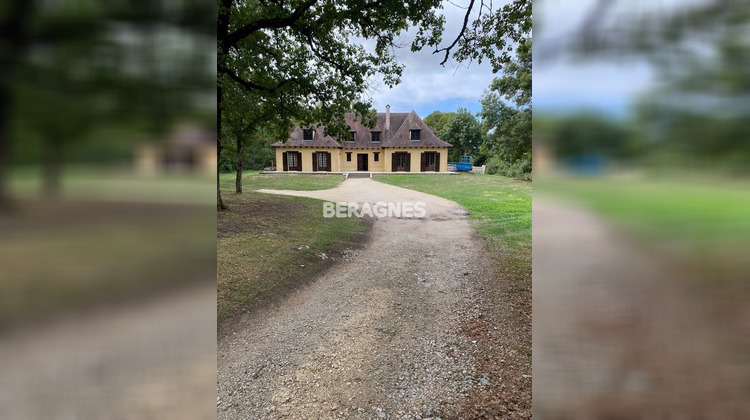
<box><xmin>357</xmin><ymin>153</ymin><xmax>368</xmax><ymax>171</ymax></box>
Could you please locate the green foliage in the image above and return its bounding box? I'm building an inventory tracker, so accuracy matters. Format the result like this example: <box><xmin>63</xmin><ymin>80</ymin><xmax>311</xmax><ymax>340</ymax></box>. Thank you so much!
<box><xmin>480</xmin><ymin>38</ymin><xmax>532</xmax><ymax>167</ymax></box>
<box><xmin>485</xmin><ymin>152</ymin><xmax>531</xmax><ymax>178</ymax></box>
<box><xmin>2</xmin><ymin>1</ymin><xmax>215</xmax><ymax>171</ymax></box>
<box><xmin>218</xmin><ymin>0</ymin><xmax>446</xmax><ymax>140</ymax></box>
<box><xmin>218</xmin><ymin>137</ymin><xmax>275</xmax><ymax>172</ymax></box>
<box><xmin>435</xmin><ymin>108</ymin><xmax>483</xmax><ymax>161</ymax></box>
<box><xmin>448</xmin><ymin>0</ymin><xmax>531</xmax><ymax>73</ymax></box>
<box><xmin>423</xmin><ymin>111</ymin><xmax>455</xmax><ymax>135</ymax></box>
<box><xmin>543</xmin><ymin>113</ymin><xmax>629</xmax><ymax>159</ymax></box>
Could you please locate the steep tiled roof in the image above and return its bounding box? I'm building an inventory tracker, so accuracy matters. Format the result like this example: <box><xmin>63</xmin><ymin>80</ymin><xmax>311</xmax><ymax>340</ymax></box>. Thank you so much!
<box><xmin>382</xmin><ymin>110</ymin><xmax>452</xmax><ymax>148</ymax></box>
<box><xmin>271</xmin><ymin>125</ymin><xmax>340</xmax><ymax>148</ymax></box>
<box><xmin>272</xmin><ymin>110</ymin><xmax>452</xmax><ymax>148</ymax></box>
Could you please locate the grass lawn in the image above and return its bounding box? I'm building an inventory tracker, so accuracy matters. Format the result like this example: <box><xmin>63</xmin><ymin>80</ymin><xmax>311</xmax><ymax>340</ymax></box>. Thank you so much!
<box><xmin>374</xmin><ymin>173</ymin><xmax>532</xmax><ymax>311</ymax></box>
<box><xmin>0</xmin><ymin>201</ymin><xmax>216</xmax><ymax>331</ymax></box>
<box><xmin>537</xmin><ymin>177</ymin><xmax>750</xmax><ymax>244</ymax></box>
<box><xmin>219</xmin><ymin>171</ymin><xmax>345</xmax><ymax>191</ymax></box>
<box><xmin>9</xmin><ymin>165</ymin><xmax>214</xmax><ymax>204</ymax></box>
<box><xmin>217</xmin><ymin>191</ymin><xmax>369</xmax><ymax>326</ymax></box>
<box><xmin>537</xmin><ymin>176</ymin><xmax>750</xmax><ymax>284</ymax></box>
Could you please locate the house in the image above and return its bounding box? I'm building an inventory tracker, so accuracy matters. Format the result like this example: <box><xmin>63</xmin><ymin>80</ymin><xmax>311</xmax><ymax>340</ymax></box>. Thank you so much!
<box><xmin>136</xmin><ymin>124</ymin><xmax>216</xmax><ymax>176</ymax></box>
<box><xmin>271</xmin><ymin>106</ymin><xmax>452</xmax><ymax>172</ymax></box>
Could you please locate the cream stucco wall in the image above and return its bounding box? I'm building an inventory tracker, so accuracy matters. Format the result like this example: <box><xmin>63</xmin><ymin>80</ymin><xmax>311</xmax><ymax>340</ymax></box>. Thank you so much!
<box><xmin>339</xmin><ymin>149</ymin><xmax>385</xmax><ymax>172</ymax></box>
<box><xmin>275</xmin><ymin>147</ymin><xmax>448</xmax><ymax>172</ymax></box>
<box><xmin>276</xmin><ymin>148</ymin><xmax>340</xmax><ymax>172</ymax></box>
<box><xmin>382</xmin><ymin>148</ymin><xmax>448</xmax><ymax>172</ymax></box>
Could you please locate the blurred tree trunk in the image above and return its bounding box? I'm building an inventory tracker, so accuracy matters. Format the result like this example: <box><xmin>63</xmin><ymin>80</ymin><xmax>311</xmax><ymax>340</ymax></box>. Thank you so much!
<box><xmin>43</xmin><ymin>138</ymin><xmax>63</xmax><ymax>198</ymax></box>
<box><xmin>0</xmin><ymin>98</ymin><xmax>12</xmax><ymax>209</ymax></box>
<box><xmin>0</xmin><ymin>0</ymin><xmax>34</xmax><ymax>209</ymax></box>
<box><xmin>235</xmin><ymin>134</ymin><xmax>242</xmax><ymax>194</ymax></box>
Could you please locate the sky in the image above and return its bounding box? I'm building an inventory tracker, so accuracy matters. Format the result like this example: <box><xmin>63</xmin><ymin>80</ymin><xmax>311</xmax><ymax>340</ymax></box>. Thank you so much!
<box><xmin>362</xmin><ymin>0</ymin><xmax>690</xmax><ymax>119</ymax></box>
<box><xmin>361</xmin><ymin>1</ymin><xmax>497</xmax><ymax>118</ymax></box>
<box><xmin>533</xmin><ymin>0</ymin><xmax>708</xmax><ymax>117</ymax></box>
<box><xmin>533</xmin><ymin>0</ymin><xmax>657</xmax><ymax>117</ymax></box>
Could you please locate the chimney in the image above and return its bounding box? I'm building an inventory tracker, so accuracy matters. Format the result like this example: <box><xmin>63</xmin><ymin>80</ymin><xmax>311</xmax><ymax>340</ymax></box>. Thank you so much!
<box><xmin>385</xmin><ymin>104</ymin><xmax>390</xmax><ymax>131</ymax></box>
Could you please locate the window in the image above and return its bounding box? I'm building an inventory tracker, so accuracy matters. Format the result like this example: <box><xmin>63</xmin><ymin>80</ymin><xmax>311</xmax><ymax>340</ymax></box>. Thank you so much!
<box><xmin>303</xmin><ymin>129</ymin><xmax>313</xmax><ymax>141</ymax></box>
<box><xmin>317</xmin><ymin>152</ymin><xmax>328</xmax><ymax>169</ymax></box>
<box><xmin>288</xmin><ymin>152</ymin><xmax>298</xmax><ymax>168</ymax></box>
<box><xmin>371</xmin><ymin>131</ymin><xmax>380</xmax><ymax>142</ymax></box>
<box><xmin>346</xmin><ymin>152</ymin><xmax>352</xmax><ymax>162</ymax></box>
<box><xmin>350</xmin><ymin>131</ymin><xmax>356</xmax><ymax>142</ymax></box>
<box><xmin>396</xmin><ymin>153</ymin><xmax>408</xmax><ymax>167</ymax></box>
<box><xmin>374</xmin><ymin>152</ymin><xmax>379</xmax><ymax>162</ymax></box>
<box><xmin>410</xmin><ymin>129</ymin><xmax>421</xmax><ymax>141</ymax></box>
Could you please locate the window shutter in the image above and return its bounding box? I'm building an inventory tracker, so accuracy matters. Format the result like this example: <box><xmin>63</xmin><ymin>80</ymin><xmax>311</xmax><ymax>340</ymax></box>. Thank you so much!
<box><xmin>435</xmin><ymin>152</ymin><xmax>441</xmax><ymax>172</ymax></box>
<box><xmin>326</xmin><ymin>152</ymin><xmax>331</xmax><ymax>171</ymax></box>
<box><xmin>391</xmin><ymin>153</ymin><xmax>397</xmax><ymax>172</ymax></box>
<box><xmin>312</xmin><ymin>152</ymin><xmax>318</xmax><ymax>172</ymax></box>
<box><xmin>420</xmin><ymin>152</ymin><xmax>426</xmax><ymax>172</ymax></box>
<box><xmin>405</xmin><ymin>153</ymin><xmax>411</xmax><ymax>172</ymax></box>
<box><xmin>283</xmin><ymin>152</ymin><xmax>288</xmax><ymax>171</ymax></box>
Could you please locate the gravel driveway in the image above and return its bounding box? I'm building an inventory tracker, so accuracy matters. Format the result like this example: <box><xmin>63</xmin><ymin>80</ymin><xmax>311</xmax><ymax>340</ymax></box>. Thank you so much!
<box><xmin>533</xmin><ymin>196</ymin><xmax>750</xmax><ymax>418</ymax></box>
<box><xmin>218</xmin><ymin>178</ymin><xmax>494</xmax><ymax>420</ymax></box>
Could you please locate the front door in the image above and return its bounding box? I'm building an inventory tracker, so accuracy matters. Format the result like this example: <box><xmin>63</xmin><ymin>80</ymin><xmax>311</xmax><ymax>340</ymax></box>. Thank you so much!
<box><xmin>357</xmin><ymin>153</ymin><xmax>368</xmax><ymax>171</ymax></box>
<box><xmin>313</xmin><ymin>152</ymin><xmax>331</xmax><ymax>172</ymax></box>
<box><xmin>392</xmin><ymin>152</ymin><xmax>410</xmax><ymax>172</ymax></box>
<box><xmin>283</xmin><ymin>151</ymin><xmax>301</xmax><ymax>171</ymax></box>
<box><xmin>421</xmin><ymin>151</ymin><xmax>437</xmax><ymax>172</ymax></box>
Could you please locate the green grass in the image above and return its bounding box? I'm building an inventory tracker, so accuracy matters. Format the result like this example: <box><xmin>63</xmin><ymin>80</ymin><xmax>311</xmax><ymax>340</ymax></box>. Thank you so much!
<box><xmin>537</xmin><ymin>177</ymin><xmax>750</xmax><ymax>245</ymax></box>
<box><xmin>219</xmin><ymin>171</ymin><xmax>345</xmax><ymax>191</ymax></box>
<box><xmin>0</xmin><ymin>202</ymin><xmax>216</xmax><ymax>331</ymax></box>
<box><xmin>10</xmin><ymin>165</ymin><xmax>214</xmax><ymax>204</ymax></box>
<box><xmin>217</xmin><ymin>191</ymin><xmax>369</xmax><ymax>325</ymax></box>
<box><xmin>536</xmin><ymin>176</ymin><xmax>750</xmax><ymax>285</ymax></box>
<box><xmin>374</xmin><ymin>173</ymin><xmax>532</xmax><ymax>311</ymax></box>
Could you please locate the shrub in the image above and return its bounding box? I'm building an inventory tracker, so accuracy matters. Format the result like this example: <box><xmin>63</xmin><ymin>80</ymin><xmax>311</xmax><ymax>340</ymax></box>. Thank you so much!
<box><xmin>486</xmin><ymin>152</ymin><xmax>531</xmax><ymax>179</ymax></box>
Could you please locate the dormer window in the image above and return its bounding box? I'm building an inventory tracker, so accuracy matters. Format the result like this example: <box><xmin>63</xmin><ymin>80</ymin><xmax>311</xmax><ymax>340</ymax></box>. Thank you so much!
<box><xmin>349</xmin><ymin>131</ymin><xmax>356</xmax><ymax>142</ymax></box>
<box><xmin>410</xmin><ymin>129</ymin><xmax>421</xmax><ymax>141</ymax></box>
<box><xmin>303</xmin><ymin>129</ymin><xmax>313</xmax><ymax>141</ymax></box>
<box><xmin>371</xmin><ymin>131</ymin><xmax>381</xmax><ymax>143</ymax></box>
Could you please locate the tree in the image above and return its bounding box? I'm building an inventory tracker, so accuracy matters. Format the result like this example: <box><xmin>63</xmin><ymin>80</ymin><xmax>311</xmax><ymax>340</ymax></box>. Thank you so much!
<box><xmin>217</xmin><ymin>0</ymin><xmax>533</xmax><ymax>209</ymax></box>
<box><xmin>480</xmin><ymin>37</ymin><xmax>531</xmax><ymax>171</ymax></box>
<box><xmin>539</xmin><ymin>0</ymin><xmax>750</xmax><ymax>171</ymax></box>
<box><xmin>437</xmin><ymin>108</ymin><xmax>483</xmax><ymax>161</ymax></box>
<box><xmin>423</xmin><ymin>111</ymin><xmax>455</xmax><ymax>136</ymax></box>
<box><xmin>0</xmin><ymin>1</ymin><xmax>214</xmax><ymax>206</ymax></box>
<box><xmin>433</xmin><ymin>0</ymin><xmax>531</xmax><ymax>73</ymax></box>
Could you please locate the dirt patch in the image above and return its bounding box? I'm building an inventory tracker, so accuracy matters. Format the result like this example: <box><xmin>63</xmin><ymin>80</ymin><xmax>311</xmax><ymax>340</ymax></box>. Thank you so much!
<box><xmin>217</xmin><ymin>191</ymin><xmax>373</xmax><ymax>333</ymax></box>
<box><xmin>217</xmin><ymin>193</ymin><xmax>308</xmax><ymax>239</ymax></box>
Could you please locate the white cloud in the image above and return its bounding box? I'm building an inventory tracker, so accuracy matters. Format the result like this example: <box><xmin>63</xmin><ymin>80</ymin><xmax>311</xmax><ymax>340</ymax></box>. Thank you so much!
<box><xmin>359</xmin><ymin>0</ymin><xmax>501</xmax><ymax>113</ymax></box>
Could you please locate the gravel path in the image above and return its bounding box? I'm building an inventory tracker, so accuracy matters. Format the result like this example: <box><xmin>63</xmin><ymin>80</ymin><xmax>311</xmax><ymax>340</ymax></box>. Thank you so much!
<box><xmin>533</xmin><ymin>196</ymin><xmax>749</xmax><ymax>418</ymax></box>
<box><xmin>218</xmin><ymin>178</ymin><xmax>494</xmax><ymax>420</ymax></box>
<box><xmin>0</xmin><ymin>283</ymin><xmax>216</xmax><ymax>419</ymax></box>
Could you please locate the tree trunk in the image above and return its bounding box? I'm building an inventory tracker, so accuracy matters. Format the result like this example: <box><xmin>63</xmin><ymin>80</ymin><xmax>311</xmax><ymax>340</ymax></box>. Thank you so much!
<box><xmin>43</xmin><ymin>137</ymin><xmax>63</xmax><ymax>198</ymax></box>
<box><xmin>0</xmin><ymin>93</ymin><xmax>12</xmax><ymax>210</ymax></box>
<box><xmin>235</xmin><ymin>132</ymin><xmax>242</xmax><ymax>193</ymax></box>
<box><xmin>0</xmin><ymin>0</ymin><xmax>35</xmax><ymax>210</ymax></box>
<box><xmin>217</xmin><ymin>0</ymin><xmax>231</xmax><ymax>211</ymax></box>
<box><xmin>217</xmin><ymin>86</ymin><xmax>227</xmax><ymax>210</ymax></box>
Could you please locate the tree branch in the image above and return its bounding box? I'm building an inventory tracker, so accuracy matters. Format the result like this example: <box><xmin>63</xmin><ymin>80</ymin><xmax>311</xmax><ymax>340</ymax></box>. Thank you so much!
<box><xmin>433</xmin><ymin>0</ymin><xmax>476</xmax><ymax>66</ymax></box>
<box><xmin>226</xmin><ymin>0</ymin><xmax>318</xmax><ymax>48</ymax></box>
